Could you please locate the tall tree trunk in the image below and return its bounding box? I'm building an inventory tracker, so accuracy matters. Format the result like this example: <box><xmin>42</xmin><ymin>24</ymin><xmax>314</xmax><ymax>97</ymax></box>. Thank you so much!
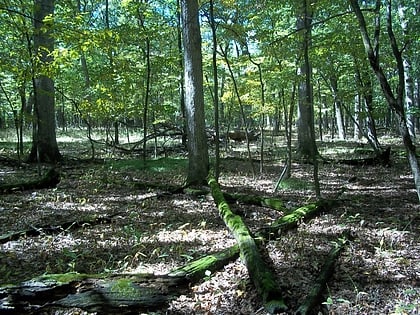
<box><xmin>137</xmin><ymin>4</ymin><xmax>152</xmax><ymax>161</ymax></box>
<box><xmin>296</xmin><ymin>0</ymin><xmax>318</xmax><ymax>160</ymax></box>
<box><xmin>181</xmin><ymin>0</ymin><xmax>209</xmax><ymax>186</ymax></box>
<box><xmin>177</xmin><ymin>0</ymin><xmax>187</xmax><ymax>148</ymax></box>
<box><xmin>349</xmin><ymin>0</ymin><xmax>420</xmax><ymax>201</ymax></box>
<box><xmin>398</xmin><ymin>4</ymin><xmax>415</xmax><ymax>139</ymax></box>
<box><xmin>296</xmin><ymin>0</ymin><xmax>320</xmax><ymax>198</ymax></box>
<box><xmin>209</xmin><ymin>0</ymin><xmax>220</xmax><ymax>179</ymax></box>
<box><xmin>28</xmin><ymin>0</ymin><xmax>61</xmax><ymax>163</ymax></box>
<box><xmin>220</xmin><ymin>45</ymin><xmax>256</xmax><ymax>177</ymax></box>
<box><xmin>353</xmin><ymin>94</ymin><xmax>362</xmax><ymax>139</ymax></box>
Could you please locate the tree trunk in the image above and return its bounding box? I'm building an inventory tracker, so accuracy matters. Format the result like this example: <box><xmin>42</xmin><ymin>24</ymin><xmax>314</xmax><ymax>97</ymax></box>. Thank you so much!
<box><xmin>349</xmin><ymin>0</ymin><xmax>420</xmax><ymax>201</ymax></box>
<box><xmin>330</xmin><ymin>75</ymin><xmax>346</xmax><ymax>140</ymax></box>
<box><xmin>28</xmin><ymin>0</ymin><xmax>61</xmax><ymax>163</ymax></box>
<box><xmin>220</xmin><ymin>45</ymin><xmax>256</xmax><ymax>177</ymax></box>
<box><xmin>207</xmin><ymin>176</ymin><xmax>288</xmax><ymax>313</ymax></box>
<box><xmin>398</xmin><ymin>3</ymin><xmax>415</xmax><ymax>139</ymax></box>
<box><xmin>296</xmin><ymin>0</ymin><xmax>318</xmax><ymax>160</ymax></box>
<box><xmin>209</xmin><ymin>0</ymin><xmax>220</xmax><ymax>179</ymax></box>
<box><xmin>181</xmin><ymin>0</ymin><xmax>209</xmax><ymax>186</ymax></box>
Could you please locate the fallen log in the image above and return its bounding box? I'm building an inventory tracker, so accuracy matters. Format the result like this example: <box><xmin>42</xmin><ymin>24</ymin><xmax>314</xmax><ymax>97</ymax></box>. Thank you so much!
<box><xmin>207</xmin><ymin>176</ymin><xmax>288</xmax><ymax>313</ymax></box>
<box><xmin>0</xmin><ymin>246</ymin><xmax>240</xmax><ymax>314</ymax></box>
<box><xmin>0</xmin><ymin>168</ymin><xmax>60</xmax><ymax>194</ymax></box>
<box><xmin>258</xmin><ymin>199</ymin><xmax>335</xmax><ymax>239</ymax></box>
<box><xmin>296</xmin><ymin>232</ymin><xmax>351</xmax><ymax>315</ymax></box>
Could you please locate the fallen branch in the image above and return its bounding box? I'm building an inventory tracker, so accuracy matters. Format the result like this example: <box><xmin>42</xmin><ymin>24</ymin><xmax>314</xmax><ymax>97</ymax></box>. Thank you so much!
<box><xmin>0</xmin><ymin>168</ymin><xmax>60</xmax><ymax>194</ymax></box>
<box><xmin>296</xmin><ymin>232</ymin><xmax>351</xmax><ymax>315</ymax></box>
<box><xmin>258</xmin><ymin>199</ymin><xmax>335</xmax><ymax>239</ymax></box>
<box><xmin>207</xmin><ymin>175</ymin><xmax>288</xmax><ymax>313</ymax></box>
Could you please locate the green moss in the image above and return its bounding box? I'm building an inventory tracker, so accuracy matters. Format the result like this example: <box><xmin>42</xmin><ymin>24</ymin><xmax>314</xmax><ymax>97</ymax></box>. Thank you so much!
<box><xmin>111</xmin><ymin>278</ymin><xmax>140</xmax><ymax>298</ymax></box>
<box><xmin>37</xmin><ymin>272</ymin><xmax>100</xmax><ymax>284</ymax></box>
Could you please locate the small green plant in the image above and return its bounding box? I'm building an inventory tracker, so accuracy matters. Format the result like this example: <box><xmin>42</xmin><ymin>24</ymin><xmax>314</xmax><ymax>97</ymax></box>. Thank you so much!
<box><xmin>62</xmin><ymin>248</ymin><xmax>79</xmax><ymax>272</ymax></box>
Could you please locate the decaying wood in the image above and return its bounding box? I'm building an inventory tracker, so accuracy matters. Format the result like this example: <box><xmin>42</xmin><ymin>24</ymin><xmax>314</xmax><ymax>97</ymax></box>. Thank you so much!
<box><xmin>207</xmin><ymin>176</ymin><xmax>288</xmax><ymax>313</ymax></box>
<box><xmin>0</xmin><ymin>168</ymin><xmax>60</xmax><ymax>194</ymax></box>
<box><xmin>0</xmin><ymin>246</ymin><xmax>240</xmax><ymax>314</ymax></box>
<box><xmin>296</xmin><ymin>232</ymin><xmax>351</xmax><ymax>315</ymax></box>
<box><xmin>168</xmin><ymin>244</ymin><xmax>240</xmax><ymax>281</ymax></box>
<box><xmin>258</xmin><ymin>199</ymin><xmax>334</xmax><ymax>239</ymax></box>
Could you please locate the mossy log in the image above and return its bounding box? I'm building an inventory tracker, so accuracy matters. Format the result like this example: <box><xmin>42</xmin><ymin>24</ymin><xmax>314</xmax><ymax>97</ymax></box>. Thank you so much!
<box><xmin>168</xmin><ymin>244</ymin><xmax>240</xmax><ymax>281</ymax></box>
<box><xmin>0</xmin><ymin>246</ymin><xmax>240</xmax><ymax>314</ymax></box>
<box><xmin>258</xmin><ymin>199</ymin><xmax>334</xmax><ymax>239</ymax></box>
<box><xmin>0</xmin><ymin>168</ymin><xmax>60</xmax><ymax>194</ymax></box>
<box><xmin>296</xmin><ymin>232</ymin><xmax>351</xmax><ymax>315</ymax></box>
<box><xmin>207</xmin><ymin>176</ymin><xmax>288</xmax><ymax>313</ymax></box>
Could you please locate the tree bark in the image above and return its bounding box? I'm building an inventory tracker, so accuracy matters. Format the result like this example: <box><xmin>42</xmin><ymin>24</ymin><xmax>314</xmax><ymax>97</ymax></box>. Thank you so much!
<box><xmin>181</xmin><ymin>0</ymin><xmax>209</xmax><ymax>186</ymax></box>
<box><xmin>208</xmin><ymin>176</ymin><xmax>288</xmax><ymax>313</ymax></box>
<box><xmin>28</xmin><ymin>0</ymin><xmax>61</xmax><ymax>163</ymax></box>
<box><xmin>349</xmin><ymin>0</ymin><xmax>420</xmax><ymax>201</ymax></box>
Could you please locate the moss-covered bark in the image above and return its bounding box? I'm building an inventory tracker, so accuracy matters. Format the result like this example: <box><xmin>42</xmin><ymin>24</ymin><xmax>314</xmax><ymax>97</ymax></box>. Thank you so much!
<box><xmin>0</xmin><ymin>245</ymin><xmax>240</xmax><ymax>314</ymax></box>
<box><xmin>259</xmin><ymin>199</ymin><xmax>334</xmax><ymax>238</ymax></box>
<box><xmin>207</xmin><ymin>176</ymin><xmax>288</xmax><ymax>313</ymax></box>
<box><xmin>169</xmin><ymin>244</ymin><xmax>239</xmax><ymax>280</ymax></box>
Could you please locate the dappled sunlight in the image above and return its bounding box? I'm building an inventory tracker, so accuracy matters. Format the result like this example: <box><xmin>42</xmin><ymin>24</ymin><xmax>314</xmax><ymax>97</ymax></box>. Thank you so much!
<box><xmin>0</xmin><ymin>145</ymin><xmax>418</xmax><ymax>314</ymax></box>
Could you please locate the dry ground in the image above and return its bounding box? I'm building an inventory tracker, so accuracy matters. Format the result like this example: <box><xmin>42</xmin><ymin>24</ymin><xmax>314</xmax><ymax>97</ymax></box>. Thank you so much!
<box><xmin>0</xmin><ymin>137</ymin><xmax>419</xmax><ymax>314</ymax></box>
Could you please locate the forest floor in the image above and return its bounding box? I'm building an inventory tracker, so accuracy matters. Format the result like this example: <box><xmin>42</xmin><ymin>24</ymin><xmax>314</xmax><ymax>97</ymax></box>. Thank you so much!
<box><xmin>0</xmin><ymin>133</ymin><xmax>419</xmax><ymax>314</ymax></box>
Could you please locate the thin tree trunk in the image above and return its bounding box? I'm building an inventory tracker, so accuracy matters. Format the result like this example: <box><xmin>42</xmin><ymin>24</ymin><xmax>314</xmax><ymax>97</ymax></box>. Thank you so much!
<box><xmin>220</xmin><ymin>45</ymin><xmax>256</xmax><ymax>177</ymax></box>
<box><xmin>349</xmin><ymin>0</ymin><xmax>420</xmax><ymax>201</ymax></box>
<box><xmin>138</xmin><ymin>10</ymin><xmax>152</xmax><ymax>160</ymax></box>
<box><xmin>209</xmin><ymin>0</ymin><xmax>220</xmax><ymax>179</ymax></box>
